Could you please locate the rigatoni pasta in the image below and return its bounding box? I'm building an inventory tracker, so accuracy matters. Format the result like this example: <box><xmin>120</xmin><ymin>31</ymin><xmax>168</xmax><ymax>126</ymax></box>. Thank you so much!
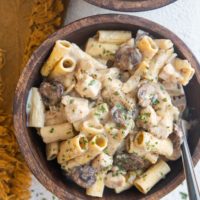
<box><xmin>40</xmin><ymin>123</ymin><xmax>74</xmax><ymax>143</ymax></box>
<box><xmin>62</xmin><ymin>134</ymin><xmax>107</xmax><ymax>170</ymax></box>
<box><xmin>85</xmin><ymin>38</ymin><xmax>119</xmax><ymax>60</ymax></box>
<box><xmin>57</xmin><ymin>133</ymin><xmax>88</xmax><ymax>164</ymax></box>
<box><xmin>46</xmin><ymin>142</ymin><xmax>59</xmax><ymax>161</ymax></box>
<box><xmin>97</xmin><ymin>30</ymin><xmax>132</xmax><ymax>44</ymax></box>
<box><xmin>27</xmin><ymin>29</ymin><xmax>194</xmax><ymax>197</ymax></box>
<box><xmin>27</xmin><ymin>87</ymin><xmax>45</xmax><ymax>128</ymax></box>
<box><xmin>134</xmin><ymin>131</ymin><xmax>173</xmax><ymax>157</ymax></box>
<box><xmin>134</xmin><ymin>160</ymin><xmax>171</xmax><ymax>194</ymax></box>
<box><xmin>41</xmin><ymin>40</ymin><xmax>72</xmax><ymax>76</ymax></box>
<box><xmin>49</xmin><ymin>56</ymin><xmax>76</xmax><ymax>78</ymax></box>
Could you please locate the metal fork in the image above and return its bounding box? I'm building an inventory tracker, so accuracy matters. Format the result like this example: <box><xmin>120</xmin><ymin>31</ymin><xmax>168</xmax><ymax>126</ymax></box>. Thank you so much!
<box><xmin>172</xmin><ymin>93</ymin><xmax>200</xmax><ymax>200</ymax></box>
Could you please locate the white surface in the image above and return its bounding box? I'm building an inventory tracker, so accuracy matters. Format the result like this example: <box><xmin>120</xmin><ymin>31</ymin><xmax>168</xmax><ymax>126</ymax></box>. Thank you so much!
<box><xmin>31</xmin><ymin>0</ymin><xmax>200</xmax><ymax>199</ymax></box>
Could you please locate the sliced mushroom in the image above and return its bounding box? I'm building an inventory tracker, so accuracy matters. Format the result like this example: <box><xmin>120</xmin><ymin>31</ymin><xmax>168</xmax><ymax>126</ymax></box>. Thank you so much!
<box><xmin>39</xmin><ymin>80</ymin><xmax>64</xmax><ymax>107</ymax></box>
<box><xmin>114</xmin><ymin>153</ymin><xmax>149</xmax><ymax>171</ymax></box>
<box><xmin>137</xmin><ymin>82</ymin><xmax>158</xmax><ymax>107</ymax></box>
<box><xmin>114</xmin><ymin>45</ymin><xmax>142</xmax><ymax>71</ymax></box>
<box><xmin>167</xmin><ymin>124</ymin><xmax>183</xmax><ymax>160</ymax></box>
<box><xmin>69</xmin><ymin>165</ymin><xmax>96</xmax><ymax>188</ymax></box>
<box><xmin>111</xmin><ymin>104</ymin><xmax>132</xmax><ymax>127</ymax></box>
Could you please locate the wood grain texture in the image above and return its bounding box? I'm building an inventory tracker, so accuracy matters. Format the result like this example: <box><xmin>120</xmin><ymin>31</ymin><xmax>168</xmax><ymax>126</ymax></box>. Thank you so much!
<box><xmin>84</xmin><ymin>0</ymin><xmax>177</xmax><ymax>12</ymax></box>
<box><xmin>13</xmin><ymin>14</ymin><xmax>200</xmax><ymax>200</ymax></box>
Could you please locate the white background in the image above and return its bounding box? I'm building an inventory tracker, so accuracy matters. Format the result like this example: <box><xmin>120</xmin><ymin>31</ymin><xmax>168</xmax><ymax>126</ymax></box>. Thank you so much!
<box><xmin>30</xmin><ymin>0</ymin><xmax>200</xmax><ymax>199</ymax></box>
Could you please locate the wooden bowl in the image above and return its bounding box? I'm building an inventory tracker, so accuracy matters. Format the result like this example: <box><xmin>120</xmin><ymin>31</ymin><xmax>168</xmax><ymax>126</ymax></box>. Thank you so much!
<box><xmin>84</xmin><ymin>0</ymin><xmax>177</xmax><ymax>12</ymax></box>
<box><xmin>14</xmin><ymin>14</ymin><xmax>200</xmax><ymax>200</ymax></box>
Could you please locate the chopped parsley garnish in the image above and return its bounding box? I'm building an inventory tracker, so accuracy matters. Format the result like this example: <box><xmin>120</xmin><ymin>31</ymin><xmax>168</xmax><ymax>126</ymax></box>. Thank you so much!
<box><xmin>162</xmin><ymin>98</ymin><xmax>167</xmax><ymax>102</ymax></box>
<box><xmin>115</xmin><ymin>103</ymin><xmax>124</xmax><ymax>110</ymax></box>
<box><xmin>103</xmin><ymin>148</ymin><xmax>109</xmax><ymax>154</ymax></box>
<box><xmin>137</xmin><ymin>112</ymin><xmax>151</xmax><ymax>122</ymax></box>
<box><xmin>180</xmin><ymin>192</ymin><xmax>188</xmax><ymax>200</ymax></box>
<box><xmin>69</xmin><ymin>99</ymin><xmax>74</xmax><ymax>104</ymax></box>
<box><xmin>66</xmin><ymin>131</ymin><xmax>72</xmax><ymax>135</ymax></box>
<box><xmin>99</xmin><ymin>104</ymin><xmax>106</xmax><ymax>113</ymax></box>
<box><xmin>160</xmin><ymin>85</ymin><xmax>164</xmax><ymax>90</ymax></box>
<box><xmin>151</xmin><ymin>97</ymin><xmax>159</xmax><ymax>105</ymax></box>
<box><xmin>49</xmin><ymin>128</ymin><xmax>54</xmax><ymax>133</ymax></box>
<box><xmin>88</xmin><ymin>79</ymin><xmax>96</xmax><ymax>86</ymax></box>
<box><xmin>114</xmin><ymin>91</ymin><xmax>119</xmax><ymax>96</ymax></box>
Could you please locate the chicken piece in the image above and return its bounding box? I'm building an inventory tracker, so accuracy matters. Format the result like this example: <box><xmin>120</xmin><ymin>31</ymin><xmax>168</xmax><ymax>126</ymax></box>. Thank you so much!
<box><xmin>75</xmin><ymin>74</ymin><xmax>102</xmax><ymax>99</ymax></box>
<box><xmin>114</xmin><ymin>45</ymin><xmax>142</xmax><ymax>71</ymax></box>
<box><xmin>92</xmin><ymin>152</ymin><xmax>113</xmax><ymax>171</ymax></box>
<box><xmin>105</xmin><ymin>172</ymin><xmax>126</xmax><ymax>189</ymax></box>
<box><xmin>70</xmin><ymin>165</ymin><xmax>96</xmax><ymax>188</ymax></box>
<box><xmin>45</xmin><ymin>106</ymin><xmax>67</xmax><ymax>126</ymax></box>
<box><xmin>39</xmin><ymin>80</ymin><xmax>64</xmax><ymax>107</ymax></box>
<box><xmin>62</xmin><ymin>95</ymin><xmax>90</xmax><ymax>123</ymax></box>
<box><xmin>159</xmin><ymin>63</ymin><xmax>182</xmax><ymax>83</ymax></box>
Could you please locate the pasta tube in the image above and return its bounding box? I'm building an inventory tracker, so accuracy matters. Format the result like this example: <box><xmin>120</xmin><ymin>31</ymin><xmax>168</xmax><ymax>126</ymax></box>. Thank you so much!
<box><xmin>122</xmin><ymin>60</ymin><xmax>149</xmax><ymax>94</ymax></box>
<box><xmin>40</xmin><ymin>123</ymin><xmax>74</xmax><ymax>143</ymax></box>
<box><xmin>41</xmin><ymin>40</ymin><xmax>107</xmax><ymax>76</ymax></box>
<box><xmin>154</xmin><ymin>39</ymin><xmax>173</xmax><ymax>50</ymax></box>
<box><xmin>81</xmin><ymin>118</ymin><xmax>105</xmax><ymax>137</ymax></box>
<box><xmin>126</xmin><ymin>135</ymin><xmax>158</xmax><ymax>164</ymax></box>
<box><xmin>134</xmin><ymin>131</ymin><xmax>173</xmax><ymax>157</ymax></box>
<box><xmin>57</xmin><ymin>133</ymin><xmax>88</xmax><ymax>164</ymax></box>
<box><xmin>41</xmin><ymin>40</ymin><xmax>72</xmax><ymax>76</ymax></box>
<box><xmin>86</xmin><ymin>171</ymin><xmax>106</xmax><ymax>197</ymax></box>
<box><xmin>147</xmin><ymin>48</ymin><xmax>173</xmax><ymax>80</ymax></box>
<box><xmin>85</xmin><ymin>38</ymin><xmax>119</xmax><ymax>60</ymax></box>
<box><xmin>62</xmin><ymin>135</ymin><xmax>107</xmax><ymax>171</ymax></box>
<box><xmin>46</xmin><ymin>142</ymin><xmax>59</xmax><ymax>161</ymax></box>
<box><xmin>104</xmin><ymin>122</ymin><xmax>121</xmax><ymax>156</ymax></box>
<box><xmin>134</xmin><ymin>160</ymin><xmax>170</xmax><ymax>194</ymax></box>
<box><xmin>27</xmin><ymin>87</ymin><xmax>45</xmax><ymax>128</ymax></box>
<box><xmin>97</xmin><ymin>30</ymin><xmax>132</xmax><ymax>44</ymax></box>
<box><xmin>136</xmin><ymin>35</ymin><xmax>158</xmax><ymax>60</ymax></box>
<box><xmin>49</xmin><ymin>56</ymin><xmax>76</xmax><ymax>78</ymax></box>
<box><xmin>174</xmin><ymin>58</ymin><xmax>195</xmax><ymax>85</ymax></box>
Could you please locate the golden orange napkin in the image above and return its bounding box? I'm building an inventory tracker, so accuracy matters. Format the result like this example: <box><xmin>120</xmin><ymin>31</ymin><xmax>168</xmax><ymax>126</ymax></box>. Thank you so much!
<box><xmin>0</xmin><ymin>0</ymin><xmax>65</xmax><ymax>199</ymax></box>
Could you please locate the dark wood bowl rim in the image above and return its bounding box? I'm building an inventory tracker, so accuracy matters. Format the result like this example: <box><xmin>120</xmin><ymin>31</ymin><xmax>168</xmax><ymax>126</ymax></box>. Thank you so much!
<box><xmin>84</xmin><ymin>0</ymin><xmax>177</xmax><ymax>12</ymax></box>
<box><xmin>13</xmin><ymin>14</ymin><xmax>200</xmax><ymax>200</ymax></box>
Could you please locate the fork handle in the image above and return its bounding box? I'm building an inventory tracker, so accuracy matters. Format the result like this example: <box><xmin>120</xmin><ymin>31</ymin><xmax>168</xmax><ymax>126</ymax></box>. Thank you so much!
<box><xmin>181</xmin><ymin>122</ymin><xmax>200</xmax><ymax>200</ymax></box>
